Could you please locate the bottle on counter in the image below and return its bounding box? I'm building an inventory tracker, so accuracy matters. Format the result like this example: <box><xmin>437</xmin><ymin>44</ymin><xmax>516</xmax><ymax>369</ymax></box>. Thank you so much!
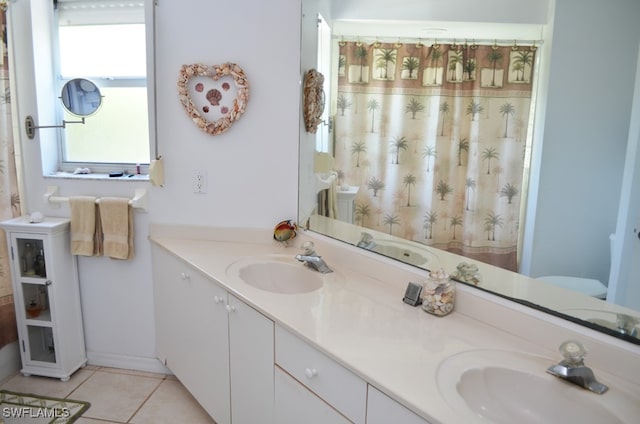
<box><xmin>34</xmin><ymin>248</ymin><xmax>46</xmax><ymax>277</ymax></box>
<box><xmin>421</xmin><ymin>268</ymin><xmax>455</xmax><ymax>317</ymax></box>
<box><xmin>22</xmin><ymin>242</ymin><xmax>36</xmax><ymax>275</ymax></box>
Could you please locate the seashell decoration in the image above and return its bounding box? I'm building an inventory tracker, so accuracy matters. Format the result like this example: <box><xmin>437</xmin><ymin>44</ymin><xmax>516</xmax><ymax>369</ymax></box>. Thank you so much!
<box><xmin>273</xmin><ymin>220</ymin><xmax>298</xmax><ymax>246</ymax></box>
<box><xmin>421</xmin><ymin>268</ymin><xmax>455</xmax><ymax>317</ymax></box>
<box><xmin>177</xmin><ymin>62</ymin><xmax>249</xmax><ymax>136</ymax></box>
<box><xmin>303</xmin><ymin>69</ymin><xmax>325</xmax><ymax>133</ymax></box>
<box><xmin>206</xmin><ymin>89</ymin><xmax>222</xmax><ymax>106</ymax></box>
<box><xmin>452</xmin><ymin>262</ymin><xmax>482</xmax><ymax>286</ymax></box>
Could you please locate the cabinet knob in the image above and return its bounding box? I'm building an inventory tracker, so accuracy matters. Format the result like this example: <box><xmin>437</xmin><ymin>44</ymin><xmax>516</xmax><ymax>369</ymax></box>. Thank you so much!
<box><xmin>214</xmin><ymin>296</ymin><xmax>225</xmax><ymax>304</ymax></box>
<box><xmin>304</xmin><ymin>368</ymin><xmax>318</xmax><ymax>379</ymax></box>
<box><xmin>180</xmin><ymin>272</ymin><xmax>190</xmax><ymax>280</ymax></box>
<box><xmin>226</xmin><ymin>304</ymin><xmax>236</xmax><ymax>313</ymax></box>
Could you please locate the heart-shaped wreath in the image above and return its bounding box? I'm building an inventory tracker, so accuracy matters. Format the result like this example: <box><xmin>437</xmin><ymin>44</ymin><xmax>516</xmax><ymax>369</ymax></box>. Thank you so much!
<box><xmin>303</xmin><ymin>69</ymin><xmax>325</xmax><ymax>133</ymax></box>
<box><xmin>177</xmin><ymin>63</ymin><xmax>249</xmax><ymax>136</ymax></box>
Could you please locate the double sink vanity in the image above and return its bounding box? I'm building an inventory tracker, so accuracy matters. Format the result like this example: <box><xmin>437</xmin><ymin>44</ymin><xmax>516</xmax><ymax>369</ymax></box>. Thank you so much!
<box><xmin>149</xmin><ymin>224</ymin><xmax>640</xmax><ymax>424</ymax></box>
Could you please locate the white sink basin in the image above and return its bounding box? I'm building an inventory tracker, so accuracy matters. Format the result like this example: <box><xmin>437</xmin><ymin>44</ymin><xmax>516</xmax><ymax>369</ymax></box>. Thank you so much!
<box><xmin>226</xmin><ymin>255</ymin><xmax>343</xmax><ymax>294</ymax></box>
<box><xmin>437</xmin><ymin>349</ymin><xmax>640</xmax><ymax>424</ymax></box>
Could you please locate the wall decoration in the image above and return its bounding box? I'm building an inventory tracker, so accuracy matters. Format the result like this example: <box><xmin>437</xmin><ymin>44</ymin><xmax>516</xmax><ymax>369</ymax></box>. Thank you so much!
<box><xmin>177</xmin><ymin>63</ymin><xmax>249</xmax><ymax>136</ymax></box>
<box><xmin>302</xmin><ymin>69</ymin><xmax>325</xmax><ymax>133</ymax></box>
<box><xmin>273</xmin><ymin>220</ymin><xmax>297</xmax><ymax>246</ymax></box>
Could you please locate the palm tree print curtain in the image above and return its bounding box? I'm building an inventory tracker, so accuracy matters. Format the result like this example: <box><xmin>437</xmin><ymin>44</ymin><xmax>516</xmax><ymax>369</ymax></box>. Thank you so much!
<box><xmin>333</xmin><ymin>40</ymin><xmax>537</xmax><ymax>271</ymax></box>
<box><xmin>1</xmin><ymin>4</ymin><xmax>22</xmax><ymax>350</ymax></box>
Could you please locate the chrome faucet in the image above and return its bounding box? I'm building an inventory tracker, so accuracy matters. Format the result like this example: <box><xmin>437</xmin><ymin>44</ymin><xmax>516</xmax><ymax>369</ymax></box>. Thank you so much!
<box><xmin>356</xmin><ymin>232</ymin><xmax>377</xmax><ymax>250</ymax></box>
<box><xmin>295</xmin><ymin>241</ymin><xmax>333</xmax><ymax>274</ymax></box>
<box><xmin>546</xmin><ymin>340</ymin><xmax>609</xmax><ymax>394</ymax></box>
<box><xmin>615</xmin><ymin>313</ymin><xmax>638</xmax><ymax>337</ymax></box>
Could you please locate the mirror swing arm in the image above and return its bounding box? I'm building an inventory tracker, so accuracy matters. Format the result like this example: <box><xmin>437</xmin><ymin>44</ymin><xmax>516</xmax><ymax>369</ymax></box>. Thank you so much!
<box><xmin>25</xmin><ymin>78</ymin><xmax>103</xmax><ymax>139</ymax></box>
<box><xmin>24</xmin><ymin>115</ymin><xmax>85</xmax><ymax>140</ymax></box>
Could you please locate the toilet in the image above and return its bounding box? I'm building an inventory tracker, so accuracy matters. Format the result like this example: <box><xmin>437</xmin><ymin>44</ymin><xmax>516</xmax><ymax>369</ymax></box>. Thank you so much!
<box><xmin>535</xmin><ymin>234</ymin><xmax>614</xmax><ymax>299</ymax></box>
<box><xmin>536</xmin><ymin>275</ymin><xmax>608</xmax><ymax>299</ymax></box>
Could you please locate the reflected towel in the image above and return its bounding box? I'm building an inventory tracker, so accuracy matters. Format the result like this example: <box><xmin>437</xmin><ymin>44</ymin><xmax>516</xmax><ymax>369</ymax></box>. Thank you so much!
<box><xmin>327</xmin><ymin>176</ymin><xmax>338</xmax><ymax>219</ymax></box>
<box><xmin>70</xmin><ymin>196</ymin><xmax>98</xmax><ymax>256</ymax></box>
<box><xmin>99</xmin><ymin>197</ymin><xmax>134</xmax><ymax>260</ymax></box>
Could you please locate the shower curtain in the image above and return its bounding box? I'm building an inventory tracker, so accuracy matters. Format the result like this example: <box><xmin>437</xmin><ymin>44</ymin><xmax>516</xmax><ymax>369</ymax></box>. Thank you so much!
<box><xmin>1</xmin><ymin>3</ymin><xmax>22</xmax><ymax>350</ymax></box>
<box><xmin>333</xmin><ymin>40</ymin><xmax>537</xmax><ymax>271</ymax></box>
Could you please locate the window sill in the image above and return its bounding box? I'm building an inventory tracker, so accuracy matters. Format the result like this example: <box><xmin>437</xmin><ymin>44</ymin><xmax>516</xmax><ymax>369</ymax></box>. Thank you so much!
<box><xmin>46</xmin><ymin>172</ymin><xmax>150</xmax><ymax>182</ymax></box>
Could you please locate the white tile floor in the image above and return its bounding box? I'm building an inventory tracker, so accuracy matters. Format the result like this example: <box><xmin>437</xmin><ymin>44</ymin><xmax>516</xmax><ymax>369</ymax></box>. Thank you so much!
<box><xmin>0</xmin><ymin>366</ymin><xmax>215</xmax><ymax>423</ymax></box>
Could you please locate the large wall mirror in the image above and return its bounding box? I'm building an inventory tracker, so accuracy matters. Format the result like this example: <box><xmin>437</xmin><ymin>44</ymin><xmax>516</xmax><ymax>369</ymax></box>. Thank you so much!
<box><xmin>299</xmin><ymin>0</ymin><xmax>640</xmax><ymax>344</ymax></box>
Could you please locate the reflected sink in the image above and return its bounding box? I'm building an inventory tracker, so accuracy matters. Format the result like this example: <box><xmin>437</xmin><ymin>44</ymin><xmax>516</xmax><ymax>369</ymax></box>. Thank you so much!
<box><xmin>367</xmin><ymin>240</ymin><xmax>438</xmax><ymax>267</ymax></box>
<box><xmin>437</xmin><ymin>349</ymin><xmax>640</xmax><ymax>424</ymax></box>
<box><xmin>226</xmin><ymin>255</ymin><xmax>343</xmax><ymax>294</ymax></box>
<box><xmin>558</xmin><ymin>308</ymin><xmax>639</xmax><ymax>338</ymax></box>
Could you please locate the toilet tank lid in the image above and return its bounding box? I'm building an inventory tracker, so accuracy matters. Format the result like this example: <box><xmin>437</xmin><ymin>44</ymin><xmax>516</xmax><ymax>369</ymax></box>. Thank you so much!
<box><xmin>536</xmin><ymin>275</ymin><xmax>608</xmax><ymax>298</ymax></box>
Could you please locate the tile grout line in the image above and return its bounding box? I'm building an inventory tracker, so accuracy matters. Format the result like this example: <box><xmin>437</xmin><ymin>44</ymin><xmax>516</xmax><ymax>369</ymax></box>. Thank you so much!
<box><xmin>125</xmin><ymin>375</ymin><xmax>169</xmax><ymax>423</ymax></box>
<box><xmin>65</xmin><ymin>366</ymin><xmax>100</xmax><ymax>400</ymax></box>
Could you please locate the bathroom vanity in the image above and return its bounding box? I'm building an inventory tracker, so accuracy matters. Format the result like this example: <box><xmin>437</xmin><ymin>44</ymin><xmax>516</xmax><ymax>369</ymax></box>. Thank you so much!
<box><xmin>150</xmin><ymin>224</ymin><xmax>640</xmax><ymax>424</ymax></box>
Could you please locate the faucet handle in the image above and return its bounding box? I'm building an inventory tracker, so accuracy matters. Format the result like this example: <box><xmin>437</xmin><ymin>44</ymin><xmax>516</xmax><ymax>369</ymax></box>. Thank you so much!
<box><xmin>301</xmin><ymin>241</ymin><xmax>315</xmax><ymax>255</ymax></box>
<box><xmin>559</xmin><ymin>340</ymin><xmax>587</xmax><ymax>365</ymax></box>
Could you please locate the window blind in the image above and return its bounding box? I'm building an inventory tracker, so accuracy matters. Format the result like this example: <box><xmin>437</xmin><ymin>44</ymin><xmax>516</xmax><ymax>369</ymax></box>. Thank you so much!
<box><xmin>56</xmin><ymin>0</ymin><xmax>144</xmax><ymax>25</ymax></box>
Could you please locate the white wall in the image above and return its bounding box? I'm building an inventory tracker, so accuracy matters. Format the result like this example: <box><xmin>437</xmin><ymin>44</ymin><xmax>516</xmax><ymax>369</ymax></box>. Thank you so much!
<box><xmin>527</xmin><ymin>0</ymin><xmax>640</xmax><ymax>283</ymax></box>
<box><xmin>0</xmin><ymin>343</ymin><xmax>20</xmax><ymax>382</ymax></box>
<box><xmin>330</xmin><ymin>0</ymin><xmax>549</xmax><ymax>24</ymax></box>
<box><xmin>10</xmin><ymin>0</ymin><xmax>301</xmax><ymax>372</ymax></box>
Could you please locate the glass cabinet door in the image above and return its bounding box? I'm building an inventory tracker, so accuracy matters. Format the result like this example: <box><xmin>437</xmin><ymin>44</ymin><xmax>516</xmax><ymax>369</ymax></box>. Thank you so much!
<box><xmin>12</xmin><ymin>234</ymin><xmax>57</xmax><ymax>366</ymax></box>
<box><xmin>22</xmin><ymin>282</ymin><xmax>51</xmax><ymax>322</ymax></box>
<box><xmin>15</xmin><ymin>237</ymin><xmax>48</xmax><ymax>279</ymax></box>
<box><xmin>26</xmin><ymin>325</ymin><xmax>56</xmax><ymax>364</ymax></box>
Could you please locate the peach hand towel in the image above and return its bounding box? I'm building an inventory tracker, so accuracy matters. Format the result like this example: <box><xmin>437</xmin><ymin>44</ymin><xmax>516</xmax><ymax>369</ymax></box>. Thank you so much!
<box><xmin>70</xmin><ymin>196</ymin><xmax>97</xmax><ymax>256</ymax></box>
<box><xmin>99</xmin><ymin>197</ymin><xmax>134</xmax><ymax>260</ymax></box>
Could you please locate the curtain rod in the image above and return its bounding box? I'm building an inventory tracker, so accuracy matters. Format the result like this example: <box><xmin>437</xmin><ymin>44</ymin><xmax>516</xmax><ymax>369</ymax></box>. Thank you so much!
<box><xmin>333</xmin><ymin>35</ymin><xmax>543</xmax><ymax>47</ymax></box>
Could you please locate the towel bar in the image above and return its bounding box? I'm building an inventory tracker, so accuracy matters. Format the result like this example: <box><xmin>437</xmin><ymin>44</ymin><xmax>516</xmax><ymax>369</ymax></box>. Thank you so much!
<box><xmin>44</xmin><ymin>186</ymin><xmax>148</xmax><ymax>212</ymax></box>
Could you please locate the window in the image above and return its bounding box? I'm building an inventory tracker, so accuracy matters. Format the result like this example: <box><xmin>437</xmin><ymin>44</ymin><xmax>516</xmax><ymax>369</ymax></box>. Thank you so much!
<box><xmin>315</xmin><ymin>14</ymin><xmax>331</xmax><ymax>154</ymax></box>
<box><xmin>56</xmin><ymin>0</ymin><xmax>150</xmax><ymax>172</ymax></box>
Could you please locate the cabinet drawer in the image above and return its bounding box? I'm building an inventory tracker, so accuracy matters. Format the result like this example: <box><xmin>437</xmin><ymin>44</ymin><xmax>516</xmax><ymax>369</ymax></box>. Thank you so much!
<box><xmin>275</xmin><ymin>325</ymin><xmax>366</xmax><ymax>424</ymax></box>
<box><xmin>367</xmin><ymin>385</ymin><xmax>431</xmax><ymax>424</ymax></box>
<box><xmin>275</xmin><ymin>366</ymin><xmax>351</xmax><ymax>424</ymax></box>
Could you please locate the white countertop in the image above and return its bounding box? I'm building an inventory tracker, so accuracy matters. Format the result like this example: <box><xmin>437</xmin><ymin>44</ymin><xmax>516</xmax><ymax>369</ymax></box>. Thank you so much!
<box><xmin>149</xmin><ymin>226</ymin><xmax>640</xmax><ymax>424</ymax></box>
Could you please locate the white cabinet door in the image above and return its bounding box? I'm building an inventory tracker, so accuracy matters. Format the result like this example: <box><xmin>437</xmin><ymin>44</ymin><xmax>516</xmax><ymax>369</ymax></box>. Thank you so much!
<box><xmin>275</xmin><ymin>367</ymin><xmax>352</xmax><ymax>424</ymax></box>
<box><xmin>152</xmin><ymin>246</ymin><xmax>231</xmax><ymax>424</ymax></box>
<box><xmin>228</xmin><ymin>294</ymin><xmax>274</xmax><ymax>424</ymax></box>
<box><xmin>366</xmin><ymin>385</ymin><xmax>431</xmax><ymax>424</ymax></box>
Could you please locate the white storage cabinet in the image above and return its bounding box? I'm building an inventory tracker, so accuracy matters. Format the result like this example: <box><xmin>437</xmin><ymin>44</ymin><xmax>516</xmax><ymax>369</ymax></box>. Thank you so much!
<box><xmin>152</xmin><ymin>245</ymin><xmax>274</xmax><ymax>424</ymax></box>
<box><xmin>0</xmin><ymin>216</ymin><xmax>86</xmax><ymax>381</ymax></box>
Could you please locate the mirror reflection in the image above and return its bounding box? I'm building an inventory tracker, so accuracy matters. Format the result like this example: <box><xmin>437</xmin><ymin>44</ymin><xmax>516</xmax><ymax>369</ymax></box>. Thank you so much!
<box><xmin>60</xmin><ymin>78</ymin><xmax>102</xmax><ymax>117</ymax></box>
<box><xmin>299</xmin><ymin>0</ymin><xmax>640</xmax><ymax>344</ymax></box>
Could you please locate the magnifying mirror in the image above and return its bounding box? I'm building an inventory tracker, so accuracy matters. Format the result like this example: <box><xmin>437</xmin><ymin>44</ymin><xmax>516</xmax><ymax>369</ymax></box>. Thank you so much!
<box><xmin>60</xmin><ymin>78</ymin><xmax>102</xmax><ymax>117</ymax></box>
<box><xmin>25</xmin><ymin>78</ymin><xmax>103</xmax><ymax>139</ymax></box>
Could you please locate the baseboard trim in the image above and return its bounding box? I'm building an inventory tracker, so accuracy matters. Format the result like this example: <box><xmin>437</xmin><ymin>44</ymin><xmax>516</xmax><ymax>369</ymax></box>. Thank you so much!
<box><xmin>0</xmin><ymin>342</ymin><xmax>21</xmax><ymax>382</ymax></box>
<box><xmin>86</xmin><ymin>350</ymin><xmax>170</xmax><ymax>375</ymax></box>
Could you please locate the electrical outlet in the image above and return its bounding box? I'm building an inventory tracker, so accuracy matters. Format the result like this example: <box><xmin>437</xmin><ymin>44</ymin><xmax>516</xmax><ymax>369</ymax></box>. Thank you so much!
<box><xmin>193</xmin><ymin>170</ymin><xmax>207</xmax><ymax>193</ymax></box>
